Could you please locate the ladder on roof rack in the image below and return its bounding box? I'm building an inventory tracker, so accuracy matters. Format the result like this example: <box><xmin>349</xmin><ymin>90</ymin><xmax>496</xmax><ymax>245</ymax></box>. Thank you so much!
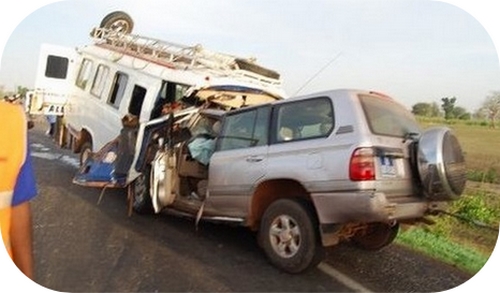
<box><xmin>90</xmin><ymin>27</ymin><xmax>254</xmax><ymax>72</ymax></box>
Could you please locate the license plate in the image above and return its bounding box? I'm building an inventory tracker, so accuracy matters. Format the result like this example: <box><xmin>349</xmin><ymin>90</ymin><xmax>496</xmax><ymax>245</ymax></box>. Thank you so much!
<box><xmin>380</xmin><ymin>156</ymin><xmax>396</xmax><ymax>177</ymax></box>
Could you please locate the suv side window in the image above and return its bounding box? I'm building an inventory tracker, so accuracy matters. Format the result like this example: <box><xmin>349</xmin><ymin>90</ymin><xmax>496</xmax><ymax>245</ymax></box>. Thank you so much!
<box><xmin>217</xmin><ymin>106</ymin><xmax>271</xmax><ymax>151</ymax></box>
<box><xmin>273</xmin><ymin>97</ymin><xmax>334</xmax><ymax>143</ymax></box>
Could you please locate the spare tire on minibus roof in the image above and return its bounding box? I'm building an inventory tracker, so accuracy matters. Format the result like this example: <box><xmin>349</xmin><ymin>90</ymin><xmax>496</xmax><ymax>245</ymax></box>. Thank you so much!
<box><xmin>100</xmin><ymin>11</ymin><xmax>134</xmax><ymax>34</ymax></box>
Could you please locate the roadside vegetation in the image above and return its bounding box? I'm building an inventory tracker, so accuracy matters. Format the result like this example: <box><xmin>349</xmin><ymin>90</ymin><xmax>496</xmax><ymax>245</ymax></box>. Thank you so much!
<box><xmin>395</xmin><ymin>117</ymin><xmax>500</xmax><ymax>275</ymax></box>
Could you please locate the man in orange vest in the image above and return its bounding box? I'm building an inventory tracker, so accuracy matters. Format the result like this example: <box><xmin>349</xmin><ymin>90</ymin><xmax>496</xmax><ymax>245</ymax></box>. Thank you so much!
<box><xmin>0</xmin><ymin>99</ymin><xmax>38</xmax><ymax>279</ymax></box>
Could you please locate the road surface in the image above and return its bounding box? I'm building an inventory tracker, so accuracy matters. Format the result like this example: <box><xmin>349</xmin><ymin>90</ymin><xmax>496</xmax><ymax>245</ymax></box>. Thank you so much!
<box><xmin>27</xmin><ymin>120</ymin><xmax>474</xmax><ymax>292</ymax></box>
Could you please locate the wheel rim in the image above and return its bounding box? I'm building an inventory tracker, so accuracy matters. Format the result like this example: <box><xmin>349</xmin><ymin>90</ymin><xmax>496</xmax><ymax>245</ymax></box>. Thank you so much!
<box><xmin>269</xmin><ymin>215</ymin><xmax>301</xmax><ymax>258</ymax></box>
<box><xmin>109</xmin><ymin>20</ymin><xmax>130</xmax><ymax>33</ymax></box>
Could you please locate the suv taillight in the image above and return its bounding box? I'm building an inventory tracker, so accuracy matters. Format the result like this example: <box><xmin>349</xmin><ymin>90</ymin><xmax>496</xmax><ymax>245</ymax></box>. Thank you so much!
<box><xmin>349</xmin><ymin>147</ymin><xmax>375</xmax><ymax>181</ymax></box>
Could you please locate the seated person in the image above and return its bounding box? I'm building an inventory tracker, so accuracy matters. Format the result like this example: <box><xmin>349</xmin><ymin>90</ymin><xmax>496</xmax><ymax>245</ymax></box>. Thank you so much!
<box><xmin>187</xmin><ymin>118</ymin><xmax>220</xmax><ymax>166</ymax></box>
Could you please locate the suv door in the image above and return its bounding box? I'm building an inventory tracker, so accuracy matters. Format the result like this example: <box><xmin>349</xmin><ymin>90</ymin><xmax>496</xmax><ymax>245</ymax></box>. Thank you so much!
<box><xmin>208</xmin><ymin>106</ymin><xmax>271</xmax><ymax>217</ymax></box>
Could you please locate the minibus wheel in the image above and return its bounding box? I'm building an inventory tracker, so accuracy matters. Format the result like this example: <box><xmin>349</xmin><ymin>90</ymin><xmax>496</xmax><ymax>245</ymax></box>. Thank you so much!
<box><xmin>100</xmin><ymin>11</ymin><xmax>134</xmax><ymax>34</ymax></box>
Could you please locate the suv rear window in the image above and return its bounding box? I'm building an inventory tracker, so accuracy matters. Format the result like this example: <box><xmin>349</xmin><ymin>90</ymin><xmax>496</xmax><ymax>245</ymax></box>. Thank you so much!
<box><xmin>359</xmin><ymin>94</ymin><xmax>420</xmax><ymax>137</ymax></box>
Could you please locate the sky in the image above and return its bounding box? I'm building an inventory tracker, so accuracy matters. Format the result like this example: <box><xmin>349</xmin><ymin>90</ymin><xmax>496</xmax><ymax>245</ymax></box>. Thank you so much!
<box><xmin>0</xmin><ymin>1</ymin><xmax>499</xmax><ymax>292</ymax></box>
<box><xmin>0</xmin><ymin>0</ymin><xmax>499</xmax><ymax>113</ymax></box>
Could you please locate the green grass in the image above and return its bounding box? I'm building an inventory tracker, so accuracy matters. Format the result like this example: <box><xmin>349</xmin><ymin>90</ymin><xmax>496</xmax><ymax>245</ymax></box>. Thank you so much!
<box><xmin>394</xmin><ymin>190</ymin><xmax>499</xmax><ymax>275</ymax></box>
<box><xmin>395</xmin><ymin>227</ymin><xmax>489</xmax><ymax>274</ymax></box>
<box><xmin>395</xmin><ymin>117</ymin><xmax>500</xmax><ymax>275</ymax></box>
<box><xmin>417</xmin><ymin>116</ymin><xmax>500</xmax><ymax>183</ymax></box>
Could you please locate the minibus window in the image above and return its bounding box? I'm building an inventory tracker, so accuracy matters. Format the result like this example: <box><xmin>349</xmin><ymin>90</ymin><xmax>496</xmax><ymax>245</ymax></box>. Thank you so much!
<box><xmin>45</xmin><ymin>55</ymin><xmax>69</xmax><ymax>79</ymax></box>
<box><xmin>91</xmin><ymin>64</ymin><xmax>110</xmax><ymax>98</ymax></box>
<box><xmin>75</xmin><ymin>58</ymin><xmax>93</xmax><ymax>89</ymax></box>
<box><xmin>129</xmin><ymin>85</ymin><xmax>147</xmax><ymax>117</ymax></box>
<box><xmin>108</xmin><ymin>72</ymin><xmax>128</xmax><ymax>108</ymax></box>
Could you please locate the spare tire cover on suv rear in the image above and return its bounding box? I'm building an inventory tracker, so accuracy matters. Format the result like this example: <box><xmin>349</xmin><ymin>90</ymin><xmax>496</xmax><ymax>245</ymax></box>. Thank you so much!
<box><xmin>416</xmin><ymin>127</ymin><xmax>466</xmax><ymax>201</ymax></box>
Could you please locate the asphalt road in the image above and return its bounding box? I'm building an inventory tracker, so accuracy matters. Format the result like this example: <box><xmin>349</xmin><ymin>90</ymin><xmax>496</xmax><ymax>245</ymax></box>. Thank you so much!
<box><xmin>26</xmin><ymin>120</ymin><xmax>474</xmax><ymax>292</ymax></box>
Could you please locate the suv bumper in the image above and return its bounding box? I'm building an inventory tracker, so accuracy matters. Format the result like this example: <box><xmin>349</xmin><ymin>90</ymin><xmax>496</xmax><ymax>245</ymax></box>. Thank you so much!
<box><xmin>311</xmin><ymin>191</ymin><xmax>441</xmax><ymax>224</ymax></box>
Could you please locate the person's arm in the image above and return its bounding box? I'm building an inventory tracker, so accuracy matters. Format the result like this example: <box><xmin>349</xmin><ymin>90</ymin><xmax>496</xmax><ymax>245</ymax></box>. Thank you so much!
<box><xmin>10</xmin><ymin>201</ymin><xmax>34</xmax><ymax>279</ymax></box>
<box><xmin>10</xmin><ymin>145</ymin><xmax>37</xmax><ymax>280</ymax></box>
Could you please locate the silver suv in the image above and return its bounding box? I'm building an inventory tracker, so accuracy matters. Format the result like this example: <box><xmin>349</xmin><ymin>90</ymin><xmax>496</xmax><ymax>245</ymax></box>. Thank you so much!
<box><xmin>208</xmin><ymin>89</ymin><xmax>465</xmax><ymax>273</ymax></box>
<box><xmin>88</xmin><ymin>88</ymin><xmax>466</xmax><ymax>273</ymax></box>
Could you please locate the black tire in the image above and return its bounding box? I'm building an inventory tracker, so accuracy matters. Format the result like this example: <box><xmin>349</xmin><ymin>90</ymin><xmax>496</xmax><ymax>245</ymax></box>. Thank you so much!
<box><xmin>351</xmin><ymin>222</ymin><xmax>399</xmax><ymax>251</ymax></box>
<box><xmin>132</xmin><ymin>166</ymin><xmax>154</xmax><ymax>214</ymax></box>
<box><xmin>79</xmin><ymin>141</ymin><xmax>93</xmax><ymax>166</ymax></box>
<box><xmin>258</xmin><ymin>199</ymin><xmax>324</xmax><ymax>274</ymax></box>
<box><xmin>100</xmin><ymin>11</ymin><xmax>134</xmax><ymax>34</ymax></box>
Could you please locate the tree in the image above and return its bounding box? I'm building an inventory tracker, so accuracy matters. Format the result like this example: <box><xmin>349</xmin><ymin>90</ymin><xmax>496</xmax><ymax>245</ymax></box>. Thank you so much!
<box><xmin>411</xmin><ymin>102</ymin><xmax>441</xmax><ymax>117</ymax></box>
<box><xmin>429</xmin><ymin>102</ymin><xmax>441</xmax><ymax>117</ymax></box>
<box><xmin>441</xmin><ymin>97</ymin><xmax>457</xmax><ymax>120</ymax></box>
<box><xmin>473</xmin><ymin>108</ymin><xmax>487</xmax><ymax>120</ymax></box>
<box><xmin>412</xmin><ymin>102</ymin><xmax>432</xmax><ymax>116</ymax></box>
<box><xmin>481</xmin><ymin>91</ymin><xmax>500</xmax><ymax>128</ymax></box>
<box><xmin>452</xmin><ymin>106</ymin><xmax>470</xmax><ymax>120</ymax></box>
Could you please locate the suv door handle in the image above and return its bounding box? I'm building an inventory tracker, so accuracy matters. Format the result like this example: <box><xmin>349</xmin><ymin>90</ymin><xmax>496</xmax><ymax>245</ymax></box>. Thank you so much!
<box><xmin>246</xmin><ymin>155</ymin><xmax>264</xmax><ymax>163</ymax></box>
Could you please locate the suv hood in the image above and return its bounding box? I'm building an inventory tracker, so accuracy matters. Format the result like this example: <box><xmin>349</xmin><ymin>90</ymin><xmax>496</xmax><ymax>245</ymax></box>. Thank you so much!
<box><xmin>189</xmin><ymin>85</ymin><xmax>284</xmax><ymax>109</ymax></box>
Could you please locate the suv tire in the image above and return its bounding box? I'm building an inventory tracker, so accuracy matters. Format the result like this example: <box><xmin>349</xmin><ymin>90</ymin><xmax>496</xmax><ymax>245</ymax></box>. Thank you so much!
<box><xmin>351</xmin><ymin>222</ymin><xmax>399</xmax><ymax>251</ymax></box>
<box><xmin>259</xmin><ymin>199</ymin><xmax>323</xmax><ymax>274</ymax></box>
<box><xmin>132</xmin><ymin>166</ymin><xmax>154</xmax><ymax>214</ymax></box>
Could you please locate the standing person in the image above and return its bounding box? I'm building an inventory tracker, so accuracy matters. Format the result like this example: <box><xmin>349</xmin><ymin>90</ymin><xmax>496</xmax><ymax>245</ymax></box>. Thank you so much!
<box><xmin>0</xmin><ymin>100</ymin><xmax>38</xmax><ymax>280</ymax></box>
<box><xmin>45</xmin><ymin>114</ymin><xmax>57</xmax><ymax>137</ymax></box>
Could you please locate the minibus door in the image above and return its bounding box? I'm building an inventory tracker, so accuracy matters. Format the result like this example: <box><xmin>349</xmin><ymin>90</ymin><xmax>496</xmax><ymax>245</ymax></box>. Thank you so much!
<box><xmin>29</xmin><ymin>44</ymin><xmax>77</xmax><ymax>116</ymax></box>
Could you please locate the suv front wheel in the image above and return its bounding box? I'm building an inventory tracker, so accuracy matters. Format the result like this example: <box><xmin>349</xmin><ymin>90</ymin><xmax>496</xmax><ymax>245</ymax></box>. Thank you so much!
<box><xmin>258</xmin><ymin>199</ymin><xmax>324</xmax><ymax>274</ymax></box>
<box><xmin>132</xmin><ymin>166</ymin><xmax>154</xmax><ymax>214</ymax></box>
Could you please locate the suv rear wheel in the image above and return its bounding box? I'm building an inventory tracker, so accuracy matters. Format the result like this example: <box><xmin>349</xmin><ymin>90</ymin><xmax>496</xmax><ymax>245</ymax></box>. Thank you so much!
<box><xmin>258</xmin><ymin>199</ymin><xmax>323</xmax><ymax>274</ymax></box>
<box><xmin>351</xmin><ymin>222</ymin><xmax>399</xmax><ymax>251</ymax></box>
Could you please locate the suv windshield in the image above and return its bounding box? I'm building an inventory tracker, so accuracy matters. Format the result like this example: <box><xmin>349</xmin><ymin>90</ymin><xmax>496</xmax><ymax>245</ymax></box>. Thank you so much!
<box><xmin>359</xmin><ymin>94</ymin><xmax>421</xmax><ymax>137</ymax></box>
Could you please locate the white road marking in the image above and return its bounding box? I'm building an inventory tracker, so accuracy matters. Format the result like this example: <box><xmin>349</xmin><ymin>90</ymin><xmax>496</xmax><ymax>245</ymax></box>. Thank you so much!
<box><xmin>31</xmin><ymin>152</ymin><xmax>60</xmax><ymax>160</ymax></box>
<box><xmin>31</xmin><ymin>143</ymin><xmax>50</xmax><ymax>151</ymax></box>
<box><xmin>59</xmin><ymin>155</ymin><xmax>80</xmax><ymax>169</ymax></box>
<box><xmin>30</xmin><ymin>143</ymin><xmax>80</xmax><ymax>169</ymax></box>
<box><xmin>318</xmin><ymin>262</ymin><xmax>373</xmax><ymax>293</ymax></box>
